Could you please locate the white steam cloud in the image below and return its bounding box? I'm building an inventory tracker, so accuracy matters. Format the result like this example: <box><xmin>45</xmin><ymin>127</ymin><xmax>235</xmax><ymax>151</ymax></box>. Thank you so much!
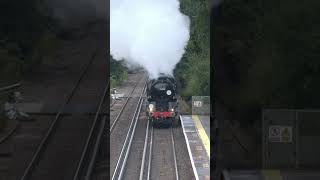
<box><xmin>111</xmin><ymin>0</ymin><xmax>190</xmax><ymax>79</ymax></box>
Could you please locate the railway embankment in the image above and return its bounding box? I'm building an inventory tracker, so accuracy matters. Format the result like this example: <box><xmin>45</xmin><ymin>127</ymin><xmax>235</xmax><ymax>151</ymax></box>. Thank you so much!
<box><xmin>0</xmin><ymin>21</ymin><xmax>107</xmax><ymax>180</ymax></box>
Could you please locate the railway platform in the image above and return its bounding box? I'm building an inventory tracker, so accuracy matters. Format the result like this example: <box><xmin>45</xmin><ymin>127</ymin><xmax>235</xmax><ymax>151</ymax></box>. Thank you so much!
<box><xmin>222</xmin><ymin>169</ymin><xmax>320</xmax><ymax>180</ymax></box>
<box><xmin>180</xmin><ymin>115</ymin><xmax>210</xmax><ymax>180</ymax></box>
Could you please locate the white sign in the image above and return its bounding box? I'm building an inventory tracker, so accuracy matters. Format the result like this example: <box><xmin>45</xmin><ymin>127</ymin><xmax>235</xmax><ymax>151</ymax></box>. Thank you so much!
<box><xmin>111</xmin><ymin>93</ymin><xmax>124</xmax><ymax>100</ymax></box>
<box><xmin>193</xmin><ymin>101</ymin><xmax>203</xmax><ymax>107</ymax></box>
<box><xmin>268</xmin><ymin>126</ymin><xmax>292</xmax><ymax>143</ymax></box>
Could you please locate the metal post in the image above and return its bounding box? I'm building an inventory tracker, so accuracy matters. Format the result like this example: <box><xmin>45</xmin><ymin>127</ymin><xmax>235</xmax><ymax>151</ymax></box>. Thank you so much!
<box><xmin>295</xmin><ymin>110</ymin><xmax>299</xmax><ymax>168</ymax></box>
<box><xmin>0</xmin><ymin>83</ymin><xmax>20</xmax><ymax>92</ymax></box>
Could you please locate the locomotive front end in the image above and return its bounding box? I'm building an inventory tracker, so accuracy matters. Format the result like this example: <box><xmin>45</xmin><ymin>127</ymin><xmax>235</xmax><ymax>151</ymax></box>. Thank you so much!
<box><xmin>146</xmin><ymin>75</ymin><xmax>179</xmax><ymax>126</ymax></box>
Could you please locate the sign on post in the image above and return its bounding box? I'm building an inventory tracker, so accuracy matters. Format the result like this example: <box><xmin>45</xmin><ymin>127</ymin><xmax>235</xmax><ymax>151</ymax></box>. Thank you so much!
<box><xmin>193</xmin><ymin>100</ymin><xmax>203</xmax><ymax>107</ymax></box>
<box><xmin>268</xmin><ymin>126</ymin><xmax>292</xmax><ymax>143</ymax></box>
<box><xmin>192</xmin><ymin>96</ymin><xmax>210</xmax><ymax>115</ymax></box>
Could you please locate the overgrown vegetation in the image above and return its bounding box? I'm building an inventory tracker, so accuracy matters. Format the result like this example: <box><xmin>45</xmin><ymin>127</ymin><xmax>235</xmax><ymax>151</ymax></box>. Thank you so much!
<box><xmin>110</xmin><ymin>57</ymin><xmax>128</xmax><ymax>89</ymax></box>
<box><xmin>174</xmin><ymin>0</ymin><xmax>210</xmax><ymax>98</ymax></box>
<box><xmin>0</xmin><ymin>0</ymin><xmax>60</xmax><ymax>130</ymax></box>
<box><xmin>0</xmin><ymin>0</ymin><xmax>59</xmax><ymax>84</ymax></box>
<box><xmin>0</xmin><ymin>96</ymin><xmax>7</xmax><ymax>130</ymax></box>
<box><xmin>215</xmin><ymin>0</ymin><xmax>320</xmax><ymax>124</ymax></box>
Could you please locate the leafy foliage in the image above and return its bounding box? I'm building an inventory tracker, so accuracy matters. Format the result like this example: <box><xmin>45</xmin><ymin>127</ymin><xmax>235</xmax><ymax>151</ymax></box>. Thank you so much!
<box><xmin>215</xmin><ymin>0</ymin><xmax>320</xmax><ymax>124</ymax></box>
<box><xmin>110</xmin><ymin>57</ymin><xmax>128</xmax><ymax>89</ymax></box>
<box><xmin>0</xmin><ymin>0</ymin><xmax>58</xmax><ymax>130</ymax></box>
<box><xmin>0</xmin><ymin>0</ymin><xmax>58</xmax><ymax>83</ymax></box>
<box><xmin>0</xmin><ymin>95</ymin><xmax>7</xmax><ymax>130</ymax></box>
<box><xmin>174</xmin><ymin>0</ymin><xmax>210</xmax><ymax>97</ymax></box>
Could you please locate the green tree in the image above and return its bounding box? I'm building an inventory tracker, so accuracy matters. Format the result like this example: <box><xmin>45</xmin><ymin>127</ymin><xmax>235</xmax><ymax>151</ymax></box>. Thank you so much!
<box><xmin>215</xmin><ymin>0</ymin><xmax>320</xmax><ymax>124</ymax></box>
<box><xmin>110</xmin><ymin>57</ymin><xmax>128</xmax><ymax>88</ymax></box>
<box><xmin>0</xmin><ymin>0</ymin><xmax>58</xmax><ymax>83</ymax></box>
<box><xmin>174</xmin><ymin>0</ymin><xmax>210</xmax><ymax>97</ymax></box>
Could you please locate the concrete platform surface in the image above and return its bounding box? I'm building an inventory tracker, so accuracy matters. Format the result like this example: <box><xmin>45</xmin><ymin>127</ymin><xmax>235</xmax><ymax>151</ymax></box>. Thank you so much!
<box><xmin>180</xmin><ymin>115</ymin><xmax>210</xmax><ymax>180</ymax></box>
<box><xmin>222</xmin><ymin>169</ymin><xmax>320</xmax><ymax>180</ymax></box>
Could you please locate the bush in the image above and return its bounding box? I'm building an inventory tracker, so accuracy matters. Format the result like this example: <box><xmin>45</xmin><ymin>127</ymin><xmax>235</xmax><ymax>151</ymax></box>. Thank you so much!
<box><xmin>0</xmin><ymin>0</ymin><xmax>59</xmax><ymax>83</ymax></box>
<box><xmin>174</xmin><ymin>0</ymin><xmax>210</xmax><ymax>97</ymax></box>
<box><xmin>110</xmin><ymin>58</ymin><xmax>128</xmax><ymax>89</ymax></box>
<box><xmin>0</xmin><ymin>95</ymin><xmax>8</xmax><ymax>131</ymax></box>
<box><xmin>215</xmin><ymin>0</ymin><xmax>320</xmax><ymax>124</ymax></box>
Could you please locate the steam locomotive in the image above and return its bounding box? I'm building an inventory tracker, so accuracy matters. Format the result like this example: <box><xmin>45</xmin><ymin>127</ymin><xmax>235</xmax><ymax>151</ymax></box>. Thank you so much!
<box><xmin>146</xmin><ymin>74</ymin><xmax>179</xmax><ymax>126</ymax></box>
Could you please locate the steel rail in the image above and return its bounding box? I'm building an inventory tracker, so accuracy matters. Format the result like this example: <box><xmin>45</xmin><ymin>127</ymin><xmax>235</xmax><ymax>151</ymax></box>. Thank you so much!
<box><xmin>111</xmin><ymin>83</ymin><xmax>146</xmax><ymax>180</ymax></box>
<box><xmin>72</xmin><ymin>80</ymin><xmax>109</xmax><ymax>180</ymax></box>
<box><xmin>110</xmin><ymin>99</ymin><xmax>117</xmax><ymax>108</ymax></box>
<box><xmin>110</xmin><ymin>77</ymin><xmax>142</xmax><ymax>133</ymax></box>
<box><xmin>138</xmin><ymin>119</ymin><xmax>150</xmax><ymax>180</ymax></box>
<box><xmin>0</xmin><ymin>118</ymin><xmax>19</xmax><ymax>144</ymax></box>
<box><xmin>146</xmin><ymin>126</ymin><xmax>179</xmax><ymax>180</ymax></box>
<box><xmin>146</xmin><ymin>122</ymin><xmax>153</xmax><ymax>180</ymax></box>
<box><xmin>84</xmin><ymin>115</ymin><xmax>107</xmax><ymax>180</ymax></box>
<box><xmin>0</xmin><ymin>83</ymin><xmax>20</xmax><ymax>92</ymax></box>
<box><xmin>111</xmin><ymin>98</ymin><xmax>142</xmax><ymax>180</ymax></box>
<box><xmin>117</xmin><ymin>96</ymin><xmax>144</xmax><ymax>180</ymax></box>
<box><xmin>20</xmin><ymin>51</ymin><xmax>98</xmax><ymax>180</ymax></box>
<box><xmin>171</xmin><ymin>127</ymin><xmax>179</xmax><ymax>180</ymax></box>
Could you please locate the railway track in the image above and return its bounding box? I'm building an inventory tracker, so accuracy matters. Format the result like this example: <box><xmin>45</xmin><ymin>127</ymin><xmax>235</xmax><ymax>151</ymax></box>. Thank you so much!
<box><xmin>110</xmin><ymin>81</ymin><xmax>146</xmax><ymax>180</ymax></box>
<box><xmin>20</xmin><ymin>49</ymin><xmax>107</xmax><ymax>180</ymax></box>
<box><xmin>88</xmin><ymin>117</ymin><xmax>108</xmax><ymax>180</ymax></box>
<box><xmin>109</xmin><ymin>74</ymin><xmax>181</xmax><ymax>180</ymax></box>
<box><xmin>72</xmin><ymin>80</ymin><xmax>108</xmax><ymax>180</ymax></box>
<box><xmin>110</xmin><ymin>76</ymin><xmax>143</xmax><ymax>133</ymax></box>
<box><xmin>109</xmin><ymin>75</ymin><xmax>146</xmax><ymax>178</ymax></box>
<box><xmin>110</xmin><ymin>99</ymin><xmax>117</xmax><ymax>108</ymax></box>
<box><xmin>114</xmin><ymin>107</ymin><xmax>179</xmax><ymax>180</ymax></box>
<box><xmin>110</xmin><ymin>73</ymin><xmax>143</xmax><ymax>109</ymax></box>
<box><xmin>117</xmin><ymin>118</ymin><xmax>180</xmax><ymax>180</ymax></box>
<box><xmin>140</xmin><ymin>125</ymin><xmax>179</xmax><ymax>180</ymax></box>
<box><xmin>109</xmin><ymin>73</ymin><xmax>194</xmax><ymax>180</ymax></box>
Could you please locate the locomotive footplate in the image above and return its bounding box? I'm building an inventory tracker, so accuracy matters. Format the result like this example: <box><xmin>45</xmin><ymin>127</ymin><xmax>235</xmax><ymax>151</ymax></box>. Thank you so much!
<box><xmin>152</xmin><ymin>117</ymin><xmax>174</xmax><ymax>126</ymax></box>
<box><xmin>147</xmin><ymin>111</ymin><xmax>175</xmax><ymax>126</ymax></box>
<box><xmin>152</xmin><ymin>111</ymin><xmax>174</xmax><ymax>118</ymax></box>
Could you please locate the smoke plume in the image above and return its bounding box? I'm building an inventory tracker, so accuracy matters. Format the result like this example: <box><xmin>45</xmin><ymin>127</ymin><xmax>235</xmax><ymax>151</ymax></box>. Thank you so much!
<box><xmin>111</xmin><ymin>0</ymin><xmax>190</xmax><ymax>79</ymax></box>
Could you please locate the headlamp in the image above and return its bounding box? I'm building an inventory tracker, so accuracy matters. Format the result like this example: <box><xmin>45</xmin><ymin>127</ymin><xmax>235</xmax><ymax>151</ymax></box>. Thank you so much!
<box><xmin>148</xmin><ymin>104</ymin><xmax>154</xmax><ymax>112</ymax></box>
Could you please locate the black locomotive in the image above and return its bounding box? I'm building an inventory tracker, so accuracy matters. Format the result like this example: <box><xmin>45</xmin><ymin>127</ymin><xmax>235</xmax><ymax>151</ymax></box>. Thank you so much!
<box><xmin>146</xmin><ymin>74</ymin><xmax>179</xmax><ymax>126</ymax></box>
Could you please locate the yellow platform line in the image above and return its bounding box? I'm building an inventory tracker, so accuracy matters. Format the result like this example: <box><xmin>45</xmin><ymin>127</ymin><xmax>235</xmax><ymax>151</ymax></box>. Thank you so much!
<box><xmin>261</xmin><ymin>170</ymin><xmax>283</xmax><ymax>180</ymax></box>
<box><xmin>192</xmin><ymin>115</ymin><xmax>210</xmax><ymax>158</ymax></box>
